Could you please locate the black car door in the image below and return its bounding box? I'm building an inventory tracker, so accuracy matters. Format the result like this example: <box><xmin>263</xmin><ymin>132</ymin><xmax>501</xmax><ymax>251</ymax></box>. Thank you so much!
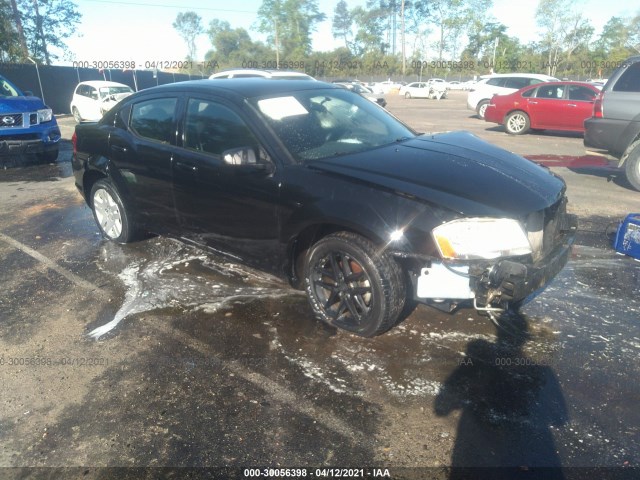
<box><xmin>108</xmin><ymin>95</ymin><xmax>182</xmax><ymax>232</ymax></box>
<box><xmin>172</xmin><ymin>96</ymin><xmax>282</xmax><ymax>271</ymax></box>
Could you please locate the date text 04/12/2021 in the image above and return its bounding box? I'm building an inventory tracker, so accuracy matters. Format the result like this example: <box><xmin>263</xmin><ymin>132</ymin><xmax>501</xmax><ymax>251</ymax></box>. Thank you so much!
<box><xmin>243</xmin><ymin>468</ymin><xmax>392</xmax><ymax>478</ymax></box>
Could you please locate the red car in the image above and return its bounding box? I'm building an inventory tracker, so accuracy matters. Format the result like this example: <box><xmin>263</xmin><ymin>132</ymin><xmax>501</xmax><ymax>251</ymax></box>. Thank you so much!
<box><xmin>484</xmin><ymin>81</ymin><xmax>600</xmax><ymax>135</ymax></box>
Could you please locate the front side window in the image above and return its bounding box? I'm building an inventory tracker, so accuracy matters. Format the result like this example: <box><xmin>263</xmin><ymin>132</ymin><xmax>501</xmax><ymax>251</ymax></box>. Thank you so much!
<box><xmin>613</xmin><ymin>62</ymin><xmax>640</xmax><ymax>93</ymax></box>
<box><xmin>253</xmin><ymin>88</ymin><xmax>415</xmax><ymax>162</ymax></box>
<box><xmin>99</xmin><ymin>86</ymin><xmax>134</xmax><ymax>99</ymax></box>
<box><xmin>0</xmin><ymin>78</ymin><xmax>20</xmax><ymax>97</ymax></box>
<box><xmin>183</xmin><ymin>98</ymin><xmax>258</xmax><ymax>156</ymax></box>
<box><xmin>130</xmin><ymin>97</ymin><xmax>177</xmax><ymax>143</ymax></box>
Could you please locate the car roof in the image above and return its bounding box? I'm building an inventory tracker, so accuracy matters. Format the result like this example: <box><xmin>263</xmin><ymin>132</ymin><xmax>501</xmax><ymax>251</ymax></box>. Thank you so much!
<box><xmin>528</xmin><ymin>81</ymin><xmax>598</xmax><ymax>87</ymax></box>
<box><xmin>135</xmin><ymin>78</ymin><xmax>339</xmax><ymax>99</ymax></box>
<box><xmin>77</xmin><ymin>80</ymin><xmax>130</xmax><ymax>88</ymax></box>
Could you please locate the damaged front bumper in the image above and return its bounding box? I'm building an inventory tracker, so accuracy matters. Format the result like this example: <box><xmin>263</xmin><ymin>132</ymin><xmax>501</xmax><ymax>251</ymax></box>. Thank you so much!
<box><xmin>409</xmin><ymin>213</ymin><xmax>578</xmax><ymax>313</ymax></box>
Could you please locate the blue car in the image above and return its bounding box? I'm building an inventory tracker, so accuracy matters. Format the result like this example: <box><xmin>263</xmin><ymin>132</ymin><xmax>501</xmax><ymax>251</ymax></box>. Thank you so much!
<box><xmin>0</xmin><ymin>74</ymin><xmax>60</xmax><ymax>162</ymax></box>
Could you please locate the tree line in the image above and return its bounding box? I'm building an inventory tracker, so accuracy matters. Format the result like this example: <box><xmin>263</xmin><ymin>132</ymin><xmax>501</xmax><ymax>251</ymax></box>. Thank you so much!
<box><xmin>176</xmin><ymin>0</ymin><xmax>640</xmax><ymax>80</ymax></box>
<box><xmin>2</xmin><ymin>0</ymin><xmax>638</xmax><ymax>81</ymax></box>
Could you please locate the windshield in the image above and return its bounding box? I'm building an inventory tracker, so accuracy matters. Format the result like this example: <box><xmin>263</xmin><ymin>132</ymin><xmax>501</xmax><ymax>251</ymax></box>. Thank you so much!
<box><xmin>0</xmin><ymin>77</ymin><xmax>22</xmax><ymax>97</ymax></box>
<box><xmin>252</xmin><ymin>88</ymin><xmax>414</xmax><ymax>162</ymax></box>
<box><xmin>99</xmin><ymin>86</ymin><xmax>133</xmax><ymax>98</ymax></box>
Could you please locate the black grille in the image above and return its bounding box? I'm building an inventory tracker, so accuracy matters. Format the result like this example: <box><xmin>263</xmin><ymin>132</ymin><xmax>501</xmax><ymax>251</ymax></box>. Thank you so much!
<box><xmin>0</xmin><ymin>113</ymin><xmax>23</xmax><ymax>128</ymax></box>
<box><xmin>30</xmin><ymin>113</ymin><xmax>38</xmax><ymax>125</ymax></box>
<box><xmin>0</xmin><ymin>133</ymin><xmax>39</xmax><ymax>140</ymax></box>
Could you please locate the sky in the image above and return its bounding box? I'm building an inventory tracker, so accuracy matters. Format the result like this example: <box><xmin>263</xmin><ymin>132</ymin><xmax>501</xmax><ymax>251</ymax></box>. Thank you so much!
<box><xmin>62</xmin><ymin>0</ymin><xmax>639</xmax><ymax>68</ymax></box>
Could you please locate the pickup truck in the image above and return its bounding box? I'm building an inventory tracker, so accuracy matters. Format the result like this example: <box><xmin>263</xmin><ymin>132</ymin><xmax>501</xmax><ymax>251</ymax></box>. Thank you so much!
<box><xmin>0</xmin><ymin>73</ymin><xmax>60</xmax><ymax>163</ymax></box>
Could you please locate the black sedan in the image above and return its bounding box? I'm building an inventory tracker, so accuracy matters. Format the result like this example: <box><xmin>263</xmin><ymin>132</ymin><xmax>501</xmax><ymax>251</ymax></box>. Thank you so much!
<box><xmin>72</xmin><ymin>79</ymin><xmax>577</xmax><ymax>336</ymax></box>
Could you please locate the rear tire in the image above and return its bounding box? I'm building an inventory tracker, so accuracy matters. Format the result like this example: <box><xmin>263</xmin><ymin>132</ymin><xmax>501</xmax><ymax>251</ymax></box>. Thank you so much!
<box><xmin>476</xmin><ymin>100</ymin><xmax>489</xmax><ymax>119</ymax></box>
<box><xmin>504</xmin><ymin>111</ymin><xmax>530</xmax><ymax>135</ymax></box>
<box><xmin>90</xmin><ymin>179</ymin><xmax>139</xmax><ymax>243</ymax></box>
<box><xmin>303</xmin><ymin>232</ymin><xmax>406</xmax><ymax>337</ymax></box>
<box><xmin>624</xmin><ymin>144</ymin><xmax>640</xmax><ymax>191</ymax></box>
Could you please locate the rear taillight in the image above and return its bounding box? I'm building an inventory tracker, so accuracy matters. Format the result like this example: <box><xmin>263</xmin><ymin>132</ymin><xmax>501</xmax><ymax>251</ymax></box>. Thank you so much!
<box><xmin>592</xmin><ymin>92</ymin><xmax>604</xmax><ymax>118</ymax></box>
<box><xmin>72</xmin><ymin>131</ymin><xmax>77</xmax><ymax>155</ymax></box>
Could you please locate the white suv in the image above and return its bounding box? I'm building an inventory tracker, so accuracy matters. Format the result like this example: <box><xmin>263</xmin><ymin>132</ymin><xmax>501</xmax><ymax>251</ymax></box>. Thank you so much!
<box><xmin>209</xmin><ymin>69</ymin><xmax>315</xmax><ymax>80</ymax></box>
<box><xmin>467</xmin><ymin>73</ymin><xmax>558</xmax><ymax>119</ymax></box>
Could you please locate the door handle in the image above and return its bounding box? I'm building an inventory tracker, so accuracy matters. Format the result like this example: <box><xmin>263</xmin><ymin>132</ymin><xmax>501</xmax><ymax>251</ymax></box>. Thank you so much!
<box><xmin>567</xmin><ymin>104</ymin><xmax>577</xmax><ymax>107</ymax></box>
<box><xmin>528</xmin><ymin>101</ymin><xmax>538</xmax><ymax>105</ymax></box>
<box><xmin>175</xmin><ymin>161</ymin><xmax>198</xmax><ymax>173</ymax></box>
<box><xmin>110</xmin><ymin>145</ymin><xmax>127</xmax><ymax>153</ymax></box>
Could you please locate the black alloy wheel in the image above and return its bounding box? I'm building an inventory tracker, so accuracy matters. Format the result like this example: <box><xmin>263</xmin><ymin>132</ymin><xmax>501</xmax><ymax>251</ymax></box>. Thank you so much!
<box><xmin>304</xmin><ymin>232</ymin><xmax>405</xmax><ymax>337</ymax></box>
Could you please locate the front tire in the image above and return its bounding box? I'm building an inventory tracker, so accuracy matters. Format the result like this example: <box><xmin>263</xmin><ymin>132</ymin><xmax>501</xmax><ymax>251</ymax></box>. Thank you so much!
<box><xmin>72</xmin><ymin>106</ymin><xmax>82</xmax><ymax>124</ymax></box>
<box><xmin>303</xmin><ymin>232</ymin><xmax>406</xmax><ymax>337</ymax></box>
<box><xmin>504</xmin><ymin>111</ymin><xmax>530</xmax><ymax>135</ymax></box>
<box><xmin>90</xmin><ymin>179</ymin><xmax>138</xmax><ymax>243</ymax></box>
<box><xmin>624</xmin><ymin>144</ymin><xmax>640</xmax><ymax>191</ymax></box>
<box><xmin>404</xmin><ymin>92</ymin><xmax>412</xmax><ymax>99</ymax></box>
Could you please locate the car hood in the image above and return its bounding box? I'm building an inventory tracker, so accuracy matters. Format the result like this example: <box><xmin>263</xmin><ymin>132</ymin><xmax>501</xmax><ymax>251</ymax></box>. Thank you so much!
<box><xmin>308</xmin><ymin>131</ymin><xmax>566</xmax><ymax>217</ymax></box>
<box><xmin>0</xmin><ymin>96</ymin><xmax>47</xmax><ymax>113</ymax></box>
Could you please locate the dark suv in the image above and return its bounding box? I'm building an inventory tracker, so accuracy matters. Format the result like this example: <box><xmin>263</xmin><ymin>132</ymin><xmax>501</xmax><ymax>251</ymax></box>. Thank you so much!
<box><xmin>584</xmin><ymin>56</ymin><xmax>640</xmax><ymax>190</ymax></box>
<box><xmin>0</xmin><ymin>74</ymin><xmax>60</xmax><ymax>163</ymax></box>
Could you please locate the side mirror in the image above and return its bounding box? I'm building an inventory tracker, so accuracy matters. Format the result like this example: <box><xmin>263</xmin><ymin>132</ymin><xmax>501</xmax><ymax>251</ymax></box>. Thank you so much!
<box><xmin>222</xmin><ymin>147</ymin><xmax>274</xmax><ymax>174</ymax></box>
<box><xmin>223</xmin><ymin>146</ymin><xmax>257</xmax><ymax>165</ymax></box>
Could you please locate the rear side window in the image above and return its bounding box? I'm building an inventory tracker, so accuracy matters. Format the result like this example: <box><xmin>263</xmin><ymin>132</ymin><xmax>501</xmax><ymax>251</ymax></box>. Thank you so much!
<box><xmin>130</xmin><ymin>98</ymin><xmax>177</xmax><ymax>143</ymax></box>
<box><xmin>536</xmin><ymin>85</ymin><xmax>565</xmax><ymax>99</ymax></box>
<box><xmin>486</xmin><ymin>78</ymin><xmax>506</xmax><ymax>87</ymax></box>
<box><xmin>504</xmin><ymin>77</ymin><xmax>532</xmax><ymax>89</ymax></box>
<box><xmin>613</xmin><ymin>62</ymin><xmax>640</xmax><ymax>93</ymax></box>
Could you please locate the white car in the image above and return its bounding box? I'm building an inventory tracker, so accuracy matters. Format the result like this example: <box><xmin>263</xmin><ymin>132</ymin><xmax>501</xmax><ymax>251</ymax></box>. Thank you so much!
<box><xmin>398</xmin><ymin>82</ymin><xmax>431</xmax><ymax>98</ymax></box>
<box><xmin>370</xmin><ymin>80</ymin><xmax>402</xmax><ymax>94</ymax></box>
<box><xmin>70</xmin><ymin>81</ymin><xmax>134</xmax><ymax>123</ymax></box>
<box><xmin>467</xmin><ymin>73</ymin><xmax>558</xmax><ymax>119</ymax></box>
<box><xmin>209</xmin><ymin>69</ymin><xmax>315</xmax><ymax>80</ymax></box>
<box><xmin>427</xmin><ymin>78</ymin><xmax>449</xmax><ymax>89</ymax></box>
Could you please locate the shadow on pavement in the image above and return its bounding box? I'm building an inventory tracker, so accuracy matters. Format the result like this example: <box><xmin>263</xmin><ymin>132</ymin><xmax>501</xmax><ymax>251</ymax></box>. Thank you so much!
<box><xmin>435</xmin><ymin>312</ymin><xmax>568</xmax><ymax>480</ymax></box>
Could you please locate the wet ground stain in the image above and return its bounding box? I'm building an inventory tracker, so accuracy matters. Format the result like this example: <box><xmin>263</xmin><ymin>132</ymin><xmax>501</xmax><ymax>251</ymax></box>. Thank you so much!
<box><xmin>525</xmin><ymin>154</ymin><xmax>611</xmax><ymax>168</ymax></box>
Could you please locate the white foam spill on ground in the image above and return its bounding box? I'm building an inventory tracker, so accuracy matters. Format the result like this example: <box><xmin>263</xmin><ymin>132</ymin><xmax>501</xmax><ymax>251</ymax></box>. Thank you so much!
<box><xmin>90</xmin><ymin>240</ymin><xmax>298</xmax><ymax>339</ymax></box>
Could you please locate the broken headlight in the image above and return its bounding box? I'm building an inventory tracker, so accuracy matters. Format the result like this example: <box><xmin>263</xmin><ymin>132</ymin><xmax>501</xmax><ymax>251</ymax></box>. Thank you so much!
<box><xmin>432</xmin><ymin>218</ymin><xmax>532</xmax><ymax>260</ymax></box>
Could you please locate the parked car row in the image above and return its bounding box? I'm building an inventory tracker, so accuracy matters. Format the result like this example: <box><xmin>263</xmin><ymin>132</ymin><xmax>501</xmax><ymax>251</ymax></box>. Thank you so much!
<box><xmin>399</xmin><ymin>82</ymin><xmax>448</xmax><ymax>100</ymax></box>
<box><xmin>474</xmin><ymin>60</ymin><xmax>640</xmax><ymax>191</ymax></box>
